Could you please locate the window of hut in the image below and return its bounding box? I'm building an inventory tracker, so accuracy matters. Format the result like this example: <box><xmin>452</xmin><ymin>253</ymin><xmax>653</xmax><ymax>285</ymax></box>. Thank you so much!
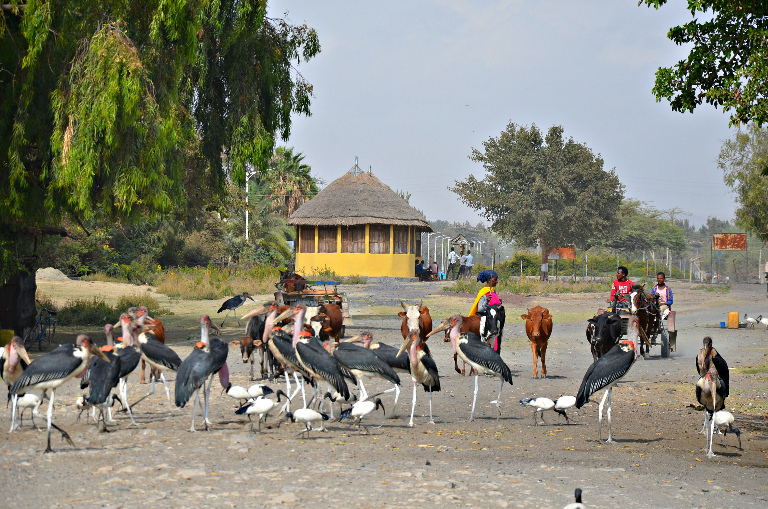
<box><xmin>369</xmin><ymin>225</ymin><xmax>390</xmax><ymax>254</ymax></box>
<box><xmin>393</xmin><ymin>226</ymin><xmax>409</xmax><ymax>254</ymax></box>
<box><xmin>299</xmin><ymin>226</ymin><xmax>315</xmax><ymax>253</ymax></box>
<box><xmin>341</xmin><ymin>225</ymin><xmax>365</xmax><ymax>253</ymax></box>
<box><xmin>318</xmin><ymin>226</ymin><xmax>337</xmax><ymax>253</ymax></box>
<box><xmin>412</xmin><ymin>228</ymin><xmax>422</xmax><ymax>255</ymax></box>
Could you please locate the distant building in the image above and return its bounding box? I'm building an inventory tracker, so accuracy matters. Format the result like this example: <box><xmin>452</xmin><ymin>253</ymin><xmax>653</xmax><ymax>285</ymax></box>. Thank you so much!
<box><xmin>288</xmin><ymin>163</ymin><xmax>432</xmax><ymax>277</ymax></box>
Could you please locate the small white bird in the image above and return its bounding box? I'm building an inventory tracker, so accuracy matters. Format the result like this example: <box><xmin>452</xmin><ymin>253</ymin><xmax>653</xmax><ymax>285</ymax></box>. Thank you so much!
<box><xmin>236</xmin><ymin>390</ymin><xmax>287</xmax><ymax>432</ymax></box>
<box><xmin>75</xmin><ymin>395</ymin><xmax>97</xmax><ymax>423</ymax></box>
<box><xmin>744</xmin><ymin>314</ymin><xmax>758</xmax><ymax>329</ymax></box>
<box><xmin>563</xmin><ymin>488</ymin><xmax>586</xmax><ymax>509</ymax></box>
<box><xmin>759</xmin><ymin>315</ymin><xmax>768</xmax><ymax>329</ymax></box>
<box><xmin>247</xmin><ymin>383</ymin><xmax>274</xmax><ymax>399</ymax></box>
<box><xmin>520</xmin><ymin>397</ymin><xmax>555</xmax><ymax>425</ymax></box>
<box><xmin>16</xmin><ymin>394</ymin><xmax>43</xmax><ymax>428</ymax></box>
<box><xmin>282</xmin><ymin>408</ymin><xmax>329</xmax><ymax>438</ymax></box>
<box><xmin>713</xmin><ymin>410</ymin><xmax>742</xmax><ymax>450</ymax></box>
<box><xmin>223</xmin><ymin>384</ymin><xmax>252</xmax><ymax>404</ymax></box>
<box><xmin>554</xmin><ymin>395</ymin><xmax>577</xmax><ymax>424</ymax></box>
<box><xmin>339</xmin><ymin>397</ymin><xmax>385</xmax><ymax>434</ymax></box>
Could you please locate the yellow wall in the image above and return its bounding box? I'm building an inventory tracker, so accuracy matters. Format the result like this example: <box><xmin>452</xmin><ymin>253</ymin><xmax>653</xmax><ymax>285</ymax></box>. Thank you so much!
<box><xmin>294</xmin><ymin>225</ymin><xmax>417</xmax><ymax>277</ymax></box>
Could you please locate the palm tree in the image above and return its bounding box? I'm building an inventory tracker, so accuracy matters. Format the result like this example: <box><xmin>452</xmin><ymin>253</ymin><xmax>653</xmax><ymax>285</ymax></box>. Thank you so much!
<box><xmin>253</xmin><ymin>147</ymin><xmax>320</xmax><ymax>216</ymax></box>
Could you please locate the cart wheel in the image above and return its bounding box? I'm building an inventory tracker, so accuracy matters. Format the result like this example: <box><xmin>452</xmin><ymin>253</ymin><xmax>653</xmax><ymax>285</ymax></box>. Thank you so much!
<box><xmin>669</xmin><ymin>331</ymin><xmax>677</xmax><ymax>352</ymax></box>
<box><xmin>660</xmin><ymin>329</ymin><xmax>669</xmax><ymax>358</ymax></box>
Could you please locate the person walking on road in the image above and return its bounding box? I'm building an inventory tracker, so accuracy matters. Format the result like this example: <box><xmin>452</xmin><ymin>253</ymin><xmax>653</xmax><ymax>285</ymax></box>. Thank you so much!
<box><xmin>458</xmin><ymin>251</ymin><xmax>467</xmax><ymax>280</ymax></box>
<box><xmin>446</xmin><ymin>247</ymin><xmax>458</xmax><ymax>280</ymax></box>
<box><xmin>465</xmin><ymin>250</ymin><xmax>474</xmax><ymax>280</ymax></box>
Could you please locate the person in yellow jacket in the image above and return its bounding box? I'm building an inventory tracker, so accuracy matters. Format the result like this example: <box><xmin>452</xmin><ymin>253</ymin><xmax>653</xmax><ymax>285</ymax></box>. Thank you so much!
<box><xmin>470</xmin><ymin>270</ymin><xmax>500</xmax><ymax>316</ymax></box>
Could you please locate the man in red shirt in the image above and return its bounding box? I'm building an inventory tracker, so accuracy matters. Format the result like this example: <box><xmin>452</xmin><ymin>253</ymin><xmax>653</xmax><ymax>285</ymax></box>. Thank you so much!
<box><xmin>609</xmin><ymin>266</ymin><xmax>634</xmax><ymax>308</ymax></box>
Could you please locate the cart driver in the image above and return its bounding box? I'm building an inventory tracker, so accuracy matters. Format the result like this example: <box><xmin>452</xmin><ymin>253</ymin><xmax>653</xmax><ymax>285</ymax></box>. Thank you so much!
<box><xmin>651</xmin><ymin>271</ymin><xmax>673</xmax><ymax>319</ymax></box>
<box><xmin>609</xmin><ymin>266</ymin><xmax>634</xmax><ymax>310</ymax></box>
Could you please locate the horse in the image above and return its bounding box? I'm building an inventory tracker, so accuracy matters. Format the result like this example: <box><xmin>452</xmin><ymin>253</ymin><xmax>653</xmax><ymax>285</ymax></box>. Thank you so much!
<box><xmin>629</xmin><ymin>284</ymin><xmax>659</xmax><ymax>357</ymax></box>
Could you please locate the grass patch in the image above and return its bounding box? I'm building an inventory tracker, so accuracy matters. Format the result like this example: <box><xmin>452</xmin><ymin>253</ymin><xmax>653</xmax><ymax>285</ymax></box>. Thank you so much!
<box><xmin>443</xmin><ymin>278</ymin><xmax>610</xmax><ymax>296</ymax></box>
<box><xmin>36</xmin><ymin>293</ymin><xmax>170</xmax><ymax>327</ymax></box>
<box><xmin>155</xmin><ymin>265</ymin><xmax>280</xmax><ymax>300</ymax></box>
<box><xmin>691</xmin><ymin>284</ymin><xmax>731</xmax><ymax>293</ymax></box>
<box><xmin>732</xmin><ymin>360</ymin><xmax>768</xmax><ymax>375</ymax></box>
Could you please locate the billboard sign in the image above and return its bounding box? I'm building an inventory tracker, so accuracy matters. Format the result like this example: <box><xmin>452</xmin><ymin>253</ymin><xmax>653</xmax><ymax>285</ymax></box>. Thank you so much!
<box><xmin>547</xmin><ymin>246</ymin><xmax>576</xmax><ymax>260</ymax></box>
<box><xmin>712</xmin><ymin>233</ymin><xmax>747</xmax><ymax>251</ymax></box>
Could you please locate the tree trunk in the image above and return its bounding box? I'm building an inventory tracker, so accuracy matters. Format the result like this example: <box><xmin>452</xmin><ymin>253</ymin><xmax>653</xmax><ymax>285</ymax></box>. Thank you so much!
<box><xmin>0</xmin><ymin>271</ymin><xmax>37</xmax><ymax>335</ymax></box>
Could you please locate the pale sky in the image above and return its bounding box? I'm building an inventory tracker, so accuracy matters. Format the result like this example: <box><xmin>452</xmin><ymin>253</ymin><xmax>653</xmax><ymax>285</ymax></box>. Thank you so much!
<box><xmin>269</xmin><ymin>1</ymin><xmax>737</xmax><ymax>229</ymax></box>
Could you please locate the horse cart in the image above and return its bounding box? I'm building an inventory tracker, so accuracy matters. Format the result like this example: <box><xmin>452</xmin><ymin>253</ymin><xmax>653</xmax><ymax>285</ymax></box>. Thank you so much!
<box><xmin>611</xmin><ymin>291</ymin><xmax>677</xmax><ymax>358</ymax></box>
<box><xmin>274</xmin><ymin>273</ymin><xmax>351</xmax><ymax>337</ymax></box>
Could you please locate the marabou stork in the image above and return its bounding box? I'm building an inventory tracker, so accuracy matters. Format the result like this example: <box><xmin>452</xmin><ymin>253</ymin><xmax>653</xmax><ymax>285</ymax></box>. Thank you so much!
<box><xmin>575</xmin><ymin>340</ymin><xmax>636</xmax><ymax>443</ymax></box>
<box><xmin>282</xmin><ymin>408</ymin><xmax>329</xmax><ymax>439</ymax></box>
<box><xmin>217</xmin><ymin>292</ymin><xmax>255</xmax><ymax>327</ymax></box>
<box><xmin>696</xmin><ymin>336</ymin><xmax>729</xmax><ymax>434</ymax></box>
<box><xmin>519</xmin><ymin>397</ymin><xmax>555</xmax><ymax>425</ymax></box>
<box><xmin>248</xmin><ymin>302</ymin><xmax>312</xmax><ymax>411</ymax></box>
<box><xmin>235</xmin><ymin>390</ymin><xmax>287</xmax><ymax>432</ymax></box>
<box><xmin>339</xmin><ymin>397</ymin><xmax>385</xmax><ymax>434</ymax></box>
<box><xmin>136</xmin><ymin>306</ymin><xmax>166</xmax><ymax>384</ymax></box>
<box><xmin>3</xmin><ymin>335</ymin><xmax>31</xmax><ymax>431</ymax></box>
<box><xmin>360</xmin><ymin>331</ymin><xmax>411</xmax><ymax>417</ymax></box>
<box><xmin>136</xmin><ymin>323</ymin><xmax>182</xmax><ymax>414</ymax></box>
<box><xmin>84</xmin><ymin>343</ymin><xmax>122</xmax><ymax>432</ymax></box>
<box><xmin>113</xmin><ymin>317</ymin><xmax>142</xmax><ymax>425</ymax></box>
<box><xmin>696</xmin><ymin>337</ymin><xmax>729</xmax><ymax>457</ymax></box>
<box><xmin>429</xmin><ymin>315</ymin><xmax>512</xmax><ymax>421</ymax></box>
<box><xmin>175</xmin><ymin>315</ymin><xmax>230</xmax><ymax>431</ymax></box>
<box><xmin>332</xmin><ymin>336</ymin><xmax>400</xmax><ymax>401</ymax></box>
<box><xmin>10</xmin><ymin>335</ymin><xmax>110</xmax><ymax>453</ymax></box>
<box><xmin>397</xmin><ymin>329</ymin><xmax>441</xmax><ymax>426</ymax></box>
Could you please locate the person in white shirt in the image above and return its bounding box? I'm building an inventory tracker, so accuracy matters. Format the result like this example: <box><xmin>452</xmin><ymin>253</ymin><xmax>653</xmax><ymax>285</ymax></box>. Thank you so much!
<box><xmin>446</xmin><ymin>247</ymin><xmax>458</xmax><ymax>280</ymax></box>
<box><xmin>465</xmin><ymin>250</ymin><xmax>474</xmax><ymax>279</ymax></box>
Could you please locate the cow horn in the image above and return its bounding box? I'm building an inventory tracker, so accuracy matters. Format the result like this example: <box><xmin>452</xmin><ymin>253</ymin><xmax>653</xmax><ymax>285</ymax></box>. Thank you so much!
<box><xmin>401</xmin><ymin>301</ymin><xmax>408</xmax><ymax>311</ymax></box>
<box><xmin>419</xmin><ymin>299</ymin><xmax>423</xmax><ymax>308</ymax></box>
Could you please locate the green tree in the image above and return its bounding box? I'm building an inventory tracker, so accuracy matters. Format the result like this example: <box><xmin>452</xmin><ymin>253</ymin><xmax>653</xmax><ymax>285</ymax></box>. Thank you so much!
<box><xmin>451</xmin><ymin>123</ymin><xmax>624</xmax><ymax>279</ymax></box>
<box><xmin>606</xmin><ymin>199</ymin><xmax>687</xmax><ymax>257</ymax></box>
<box><xmin>719</xmin><ymin>125</ymin><xmax>768</xmax><ymax>242</ymax></box>
<box><xmin>0</xmin><ymin>1</ymin><xmax>319</xmax><ymax>332</ymax></box>
<box><xmin>253</xmin><ymin>146</ymin><xmax>320</xmax><ymax>216</ymax></box>
<box><xmin>642</xmin><ymin>1</ymin><xmax>768</xmax><ymax>128</ymax></box>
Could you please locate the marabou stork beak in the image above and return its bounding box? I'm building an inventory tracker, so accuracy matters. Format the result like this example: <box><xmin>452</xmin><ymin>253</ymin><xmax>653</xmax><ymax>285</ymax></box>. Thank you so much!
<box><xmin>273</xmin><ymin>307</ymin><xmax>294</xmax><ymax>324</ymax></box>
<box><xmin>241</xmin><ymin>304</ymin><xmax>271</xmax><ymax>321</ymax></box>
<box><xmin>342</xmin><ymin>334</ymin><xmax>363</xmax><ymax>343</ymax></box>
<box><xmin>426</xmin><ymin>319</ymin><xmax>450</xmax><ymax>338</ymax></box>
<box><xmin>246</xmin><ymin>293</ymin><xmax>255</xmax><ymax>302</ymax></box>
<box><xmin>397</xmin><ymin>331</ymin><xmax>416</xmax><ymax>358</ymax></box>
<box><xmin>91</xmin><ymin>344</ymin><xmax>111</xmax><ymax>362</ymax></box>
<box><xmin>15</xmin><ymin>343</ymin><xmax>32</xmax><ymax>366</ymax></box>
<box><xmin>210</xmin><ymin>322</ymin><xmax>221</xmax><ymax>335</ymax></box>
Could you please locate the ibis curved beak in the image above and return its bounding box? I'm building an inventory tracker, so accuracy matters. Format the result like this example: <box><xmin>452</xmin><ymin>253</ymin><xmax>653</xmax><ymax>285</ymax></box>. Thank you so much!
<box><xmin>426</xmin><ymin>319</ymin><xmax>450</xmax><ymax>339</ymax></box>
<box><xmin>91</xmin><ymin>344</ymin><xmax>111</xmax><ymax>362</ymax></box>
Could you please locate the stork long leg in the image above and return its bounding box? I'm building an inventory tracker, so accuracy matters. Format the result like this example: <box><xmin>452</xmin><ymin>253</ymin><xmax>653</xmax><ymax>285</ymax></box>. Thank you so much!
<box><xmin>598</xmin><ymin>388</ymin><xmax>610</xmax><ymax>441</ymax></box>
<box><xmin>147</xmin><ymin>372</ymin><xmax>156</xmax><ymax>397</ymax></box>
<box><xmin>469</xmin><ymin>375</ymin><xmax>479</xmax><ymax>421</ymax></box>
<box><xmin>707</xmin><ymin>411</ymin><xmax>717</xmax><ymax>457</ymax></box>
<box><xmin>606</xmin><ymin>388</ymin><xmax>614</xmax><ymax>443</ymax></box>
<box><xmin>359</xmin><ymin>379</ymin><xmax>368</xmax><ymax>401</ymax></box>
<box><xmin>189</xmin><ymin>389</ymin><xmax>201</xmax><ymax>431</ymax></box>
<box><xmin>203</xmin><ymin>373</ymin><xmax>214</xmax><ymax>429</ymax></box>
<box><xmin>43</xmin><ymin>390</ymin><xmax>73</xmax><ymax>453</ymax></box>
<box><xmin>120</xmin><ymin>378</ymin><xmax>138</xmax><ymax>425</ymax></box>
<box><xmin>220</xmin><ymin>309</ymin><xmax>233</xmax><ymax>327</ymax></box>
<box><xmin>297</xmin><ymin>373</ymin><xmax>307</xmax><ymax>408</ymax></box>
<box><xmin>491</xmin><ymin>378</ymin><xmax>504</xmax><ymax>418</ymax></box>
<box><xmin>159</xmin><ymin>372</ymin><xmax>174</xmax><ymax>414</ymax></box>
<box><xmin>408</xmin><ymin>378</ymin><xmax>417</xmax><ymax>427</ymax></box>
<box><xmin>428</xmin><ymin>385</ymin><xmax>434</xmax><ymax>424</ymax></box>
<box><xmin>9</xmin><ymin>394</ymin><xmax>19</xmax><ymax>432</ymax></box>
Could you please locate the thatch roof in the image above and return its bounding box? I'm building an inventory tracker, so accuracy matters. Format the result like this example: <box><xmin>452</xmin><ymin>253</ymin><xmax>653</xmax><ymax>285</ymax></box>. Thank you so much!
<box><xmin>288</xmin><ymin>166</ymin><xmax>432</xmax><ymax>230</ymax></box>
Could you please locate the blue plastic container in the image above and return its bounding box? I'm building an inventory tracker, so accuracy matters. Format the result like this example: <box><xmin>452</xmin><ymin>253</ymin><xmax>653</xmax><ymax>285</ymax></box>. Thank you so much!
<box><xmin>720</xmin><ymin>321</ymin><xmax>726</xmax><ymax>328</ymax></box>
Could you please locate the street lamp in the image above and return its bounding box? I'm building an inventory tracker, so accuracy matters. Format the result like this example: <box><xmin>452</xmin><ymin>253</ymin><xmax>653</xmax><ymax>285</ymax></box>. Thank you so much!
<box><xmin>245</xmin><ymin>168</ymin><xmax>257</xmax><ymax>241</ymax></box>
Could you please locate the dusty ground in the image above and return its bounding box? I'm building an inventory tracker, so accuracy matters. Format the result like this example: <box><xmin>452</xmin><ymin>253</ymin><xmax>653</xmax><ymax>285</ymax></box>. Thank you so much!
<box><xmin>1</xmin><ymin>275</ymin><xmax>767</xmax><ymax>508</ymax></box>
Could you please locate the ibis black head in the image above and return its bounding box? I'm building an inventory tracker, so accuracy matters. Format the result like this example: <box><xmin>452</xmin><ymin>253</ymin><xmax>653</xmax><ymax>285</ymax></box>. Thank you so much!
<box><xmin>374</xmin><ymin>398</ymin><xmax>385</xmax><ymax>415</ymax></box>
<box><xmin>574</xmin><ymin>488</ymin><xmax>582</xmax><ymax>503</ymax></box>
<box><xmin>275</xmin><ymin>389</ymin><xmax>287</xmax><ymax>402</ymax></box>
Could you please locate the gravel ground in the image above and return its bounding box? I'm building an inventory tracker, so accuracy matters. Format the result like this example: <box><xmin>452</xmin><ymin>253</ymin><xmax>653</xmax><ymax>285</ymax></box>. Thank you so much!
<box><xmin>1</xmin><ymin>277</ymin><xmax>767</xmax><ymax>508</ymax></box>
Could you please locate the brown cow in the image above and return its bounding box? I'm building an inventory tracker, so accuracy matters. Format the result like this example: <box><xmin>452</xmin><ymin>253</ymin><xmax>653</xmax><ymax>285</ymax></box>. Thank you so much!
<box><xmin>398</xmin><ymin>301</ymin><xmax>433</xmax><ymax>357</ymax></box>
<box><xmin>521</xmin><ymin>305</ymin><xmax>553</xmax><ymax>378</ymax></box>
<box><xmin>313</xmin><ymin>303</ymin><xmax>344</xmax><ymax>343</ymax></box>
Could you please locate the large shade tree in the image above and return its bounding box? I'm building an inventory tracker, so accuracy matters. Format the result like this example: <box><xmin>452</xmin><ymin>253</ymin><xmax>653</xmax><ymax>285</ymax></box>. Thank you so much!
<box><xmin>642</xmin><ymin>1</ymin><xmax>768</xmax><ymax>130</ymax></box>
<box><xmin>0</xmin><ymin>1</ymin><xmax>319</xmax><ymax>332</ymax></box>
<box><xmin>719</xmin><ymin>125</ymin><xmax>768</xmax><ymax>242</ymax></box>
<box><xmin>451</xmin><ymin>123</ymin><xmax>624</xmax><ymax>279</ymax></box>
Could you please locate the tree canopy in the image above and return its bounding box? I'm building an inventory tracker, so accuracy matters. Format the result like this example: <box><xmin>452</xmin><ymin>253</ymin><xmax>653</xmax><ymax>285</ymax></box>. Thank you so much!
<box><xmin>0</xmin><ymin>0</ymin><xmax>319</xmax><ymax>279</ymax></box>
<box><xmin>451</xmin><ymin>123</ymin><xmax>624</xmax><ymax>277</ymax></box>
<box><xmin>606</xmin><ymin>199</ymin><xmax>688</xmax><ymax>256</ymax></box>
<box><xmin>642</xmin><ymin>1</ymin><xmax>768</xmax><ymax>127</ymax></box>
<box><xmin>719</xmin><ymin>125</ymin><xmax>768</xmax><ymax>242</ymax></box>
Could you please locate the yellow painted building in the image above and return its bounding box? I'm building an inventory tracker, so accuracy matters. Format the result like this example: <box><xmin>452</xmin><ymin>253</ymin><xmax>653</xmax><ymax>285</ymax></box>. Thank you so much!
<box><xmin>288</xmin><ymin>165</ymin><xmax>432</xmax><ymax>277</ymax></box>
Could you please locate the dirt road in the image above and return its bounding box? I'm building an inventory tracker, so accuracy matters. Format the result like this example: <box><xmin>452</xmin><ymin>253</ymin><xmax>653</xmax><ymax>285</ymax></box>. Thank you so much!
<box><xmin>1</xmin><ymin>277</ymin><xmax>766</xmax><ymax>507</ymax></box>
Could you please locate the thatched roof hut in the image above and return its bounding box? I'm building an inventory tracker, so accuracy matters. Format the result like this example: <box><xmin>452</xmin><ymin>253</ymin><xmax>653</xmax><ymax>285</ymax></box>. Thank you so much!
<box><xmin>288</xmin><ymin>168</ymin><xmax>432</xmax><ymax>230</ymax></box>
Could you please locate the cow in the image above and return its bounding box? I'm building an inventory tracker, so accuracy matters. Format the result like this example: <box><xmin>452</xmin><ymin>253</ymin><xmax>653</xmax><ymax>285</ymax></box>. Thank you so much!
<box><xmin>244</xmin><ymin>308</ymin><xmax>273</xmax><ymax>380</ymax></box>
<box><xmin>586</xmin><ymin>311</ymin><xmax>622</xmax><ymax>362</ymax></box>
<box><xmin>312</xmin><ymin>303</ymin><xmax>344</xmax><ymax>343</ymax></box>
<box><xmin>398</xmin><ymin>301</ymin><xmax>433</xmax><ymax>357</ymax></box>
<box><xmin>521</xmin><ymin>305</ymin><xmax>553</xmax><ymax>378</ymax></box>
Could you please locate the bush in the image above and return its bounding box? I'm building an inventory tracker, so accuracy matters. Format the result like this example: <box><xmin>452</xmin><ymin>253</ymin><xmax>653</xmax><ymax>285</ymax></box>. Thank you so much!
<box><xmin>54</xmin><ymin>297</ymin><xmax>120</xmax><ymax>327</ymax></box>
<box><xmin>154</xmin><ymin>265</ymin><xmax>280</xmax><ymax>300</ymax></box>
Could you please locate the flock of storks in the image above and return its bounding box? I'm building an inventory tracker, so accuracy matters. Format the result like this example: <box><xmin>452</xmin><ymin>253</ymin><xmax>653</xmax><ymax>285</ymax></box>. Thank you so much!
<box><xmin>1</xmin><ymin>294</ymin><xmax>740</xmax><ymax>464</ymax></box>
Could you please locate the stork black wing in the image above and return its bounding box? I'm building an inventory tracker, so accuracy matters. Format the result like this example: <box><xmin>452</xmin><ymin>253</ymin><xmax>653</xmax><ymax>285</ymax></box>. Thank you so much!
<box><xmin>576</xmin><ymin>343</ymin><xmax>635</xmax><ymax>408</ymax></box>
<box><xmin>712</xmin><ymin>351</ymin><xmax>729</xmax><ymax>398</ymax></box>
<box><xmin>418</xmin><ymin>352</ymin><xmax>441</xmax><ymax>392</ymax></box>
<box><xmin>296</xmin><ymin>341</ymin><xmax>349</xmax><ymax>400</ymax></box>
<box><xmin>458</xmin><ymin>334</ymin><xmax>513</xmax><ymax>385</ymax></box>
<box><xmin>10</xmin><ymin>345</ymin><xmax>83</xmax><ymax>394</ymax></box>
<box><xmin>333</xmin><ymin>343</ymin><xmax>400</xmax><ymax>385</ymax></box>
<box><xmin>87</xmin><ymin>352</ymin><xmax>122</xmax><ymax>405</ymax></box>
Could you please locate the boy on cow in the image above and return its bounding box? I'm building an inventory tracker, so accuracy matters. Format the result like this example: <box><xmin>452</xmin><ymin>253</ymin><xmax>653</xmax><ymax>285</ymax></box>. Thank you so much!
<box><xmin>609</xmin><ymin>266</ymin><xmax>634</xmax><ymax>311</ymax></box>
